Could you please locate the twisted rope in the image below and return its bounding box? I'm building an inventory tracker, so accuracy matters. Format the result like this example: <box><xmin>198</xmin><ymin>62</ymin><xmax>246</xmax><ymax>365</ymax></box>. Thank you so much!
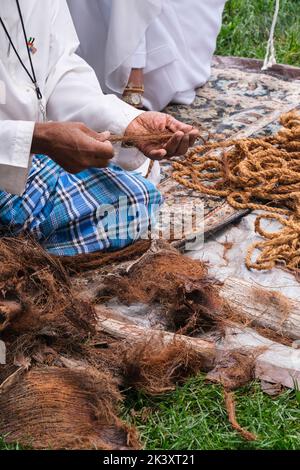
<box><xmin>262</xmin><ymin>0</ymin><xmax>280</xmax><ymax>71</ymax></box>
<box><xmin>172</xmin><ymin>111</ymin><xmax>300</xmax><ymax>274</ymax></box>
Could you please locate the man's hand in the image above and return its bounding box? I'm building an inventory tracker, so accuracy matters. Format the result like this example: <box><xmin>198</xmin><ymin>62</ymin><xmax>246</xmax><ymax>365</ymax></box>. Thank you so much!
<box><xmin>125</xmin><ymin>112</ymin><xmax>199</xmax><ymax>160</ymax></box>
<box><xmin>32</xmin><ymin>122</ymin><xmax>114</xmax><ymax>173</ymax></box>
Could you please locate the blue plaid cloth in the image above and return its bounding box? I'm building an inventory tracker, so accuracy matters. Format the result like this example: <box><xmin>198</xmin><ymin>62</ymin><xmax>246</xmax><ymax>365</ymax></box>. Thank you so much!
<box><xmin>0</xmin><ymin>155</ymin><xmax>163</xmax><ymax>256</ymax></box>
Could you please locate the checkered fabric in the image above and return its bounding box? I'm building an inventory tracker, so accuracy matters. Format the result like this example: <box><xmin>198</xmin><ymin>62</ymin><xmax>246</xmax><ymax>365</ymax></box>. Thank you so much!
<box><xmin>0</xmin><ymin>154</ymin><xmax>163</xmax><ymax>256</ymax></box>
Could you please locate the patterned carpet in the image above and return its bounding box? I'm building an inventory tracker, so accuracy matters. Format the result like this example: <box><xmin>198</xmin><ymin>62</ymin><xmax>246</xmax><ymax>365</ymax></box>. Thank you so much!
<box><xmin>160</xmin><ymin>57</ymin><xmax>300</xmax><ymax>238</ymax></box>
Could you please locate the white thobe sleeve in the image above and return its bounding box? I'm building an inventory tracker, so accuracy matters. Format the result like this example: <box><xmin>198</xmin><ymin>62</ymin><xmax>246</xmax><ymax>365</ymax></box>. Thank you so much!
<box><xmin>0</xmin><ymin>0</ymin><xmax>142</xmax><ymax>197</ymax></box>
<box><xmin>0</xmin><ymin>121</ymin><xmax>35</xmax><ymax>196</ymax></box>
<box><xmin>45</xmin><ymin>0</ymin><xmax>142</xmax><ymax>134</ymax></box>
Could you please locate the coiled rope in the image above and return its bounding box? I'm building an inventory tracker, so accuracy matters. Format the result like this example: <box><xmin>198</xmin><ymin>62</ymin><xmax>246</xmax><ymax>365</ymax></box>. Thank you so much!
<box><xmin>172</xmin><ymin>111</ymin><xmax>300</xmax><ymax>273</ymax></box>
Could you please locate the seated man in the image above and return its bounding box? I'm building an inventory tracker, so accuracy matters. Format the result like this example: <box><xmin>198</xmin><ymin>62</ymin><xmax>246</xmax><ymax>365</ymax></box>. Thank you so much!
<box><xmin>67</xmin><ymin>0</ymin><xmax>227</xmax><ymax>111</ymax></box>
<box><xmin>0</xmin><ymin>0</ymin><xmax>198</xmax><ymax>256</ymax></box>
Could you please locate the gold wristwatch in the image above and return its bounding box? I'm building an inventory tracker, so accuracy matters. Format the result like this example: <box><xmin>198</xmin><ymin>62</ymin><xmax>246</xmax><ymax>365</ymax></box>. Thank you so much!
<box><xmin>122</xmin><ymin>85</ymin><xmax>144</xmax><ymax>109</ymax></box>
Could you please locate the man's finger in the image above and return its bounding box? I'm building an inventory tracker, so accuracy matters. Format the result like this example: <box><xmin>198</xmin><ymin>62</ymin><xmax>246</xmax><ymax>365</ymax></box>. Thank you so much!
<box><xmin>148</xmin><ymin>148</ymin><xmax>167</xmax><ymax>160</ymax></box>
<box><xmin>84</xmin><ymin>127</ymin><xmax>111</xmax><ymax>143</ymax></box>
<box><xmin>82</xmin><ymin>135</ymin><xmax>114</xmax><ymax>162</ymax></box>
<box><xmin>66</xmin><ymin>164</ymin><xmax>86</xmax><ymax>174</ymax></box>
<box><xmin>164</xmin><ymin>131</ymin><xmax>185</xmax><ymax>157</ymax></box>
<box><xmin>96</xmin><ymin>131</ymin><xmax>111</xmax><ymax>142</ymax></box>
<box><xmin>78</xmin><ymin>126</ymin><xmax>114</xmax><ymax>160</ymax></box>
<box><xmin>94</xmin><ymin>141</ymin><xmax>114</xmax><ymax>160</ymax></box>
<box><xmin>176</xmin><ymin>133</ymin><xmax>190</xmax><ymax>156</ymax></box>
<box><xmin>167</xmin><ymin>117</ymin><xmax>201</xmax><ymax>147</ymax></box>
<box><xmin>167</xmin><ymin>117</ymin><xmax>194</xmax><ymax>134</ymax></box>
<box><xmin>188</xmin><ymin>129</ymin><xmax>200</xmax><ymax>147</ymax></box>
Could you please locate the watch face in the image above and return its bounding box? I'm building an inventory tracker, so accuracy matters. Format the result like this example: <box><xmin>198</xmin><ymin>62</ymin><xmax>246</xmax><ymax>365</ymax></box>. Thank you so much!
<box><xmin>131</xmin><ymin>93</ymin><xmax>142</xmax><ymax>106</ymax></box>
<box><xmin>123</xmin><ymin>92</ymin><xmax>143</xmax><ymax>107</ymax></box>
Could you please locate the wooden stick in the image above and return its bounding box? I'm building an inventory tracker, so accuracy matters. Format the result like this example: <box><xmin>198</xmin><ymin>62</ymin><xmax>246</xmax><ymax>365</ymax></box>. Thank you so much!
<box><xmin>95</xmin><ymin>307</ymin><xmax>300</xmax><ymax>389</ymax></box>
<box><xmin>95</xmin><ymin>306</ymin><xmax>216</xmax><ymax>369</ymax></box>
<box><xmin>221</xmin><ymin>327</ymin><xmax>300</xmax><ymax>389</ymax></box>
<box><xmin>219</xmin><ymin>277</ymin><xmax>300</xmax><ymax>340</ymax></box>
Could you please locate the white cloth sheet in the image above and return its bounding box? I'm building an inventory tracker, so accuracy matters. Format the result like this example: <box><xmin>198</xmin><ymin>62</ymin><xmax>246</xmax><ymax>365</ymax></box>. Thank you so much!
<box><xmin>192</xmin><ymin>213</ymin><xmax>300</xmax><ymax>301</ymax></box>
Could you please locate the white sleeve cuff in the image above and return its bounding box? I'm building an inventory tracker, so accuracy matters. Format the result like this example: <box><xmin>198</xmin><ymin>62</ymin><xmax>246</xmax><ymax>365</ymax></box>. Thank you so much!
<box><xmin>103</xmin><ymin>95</ymin><xmax>144</xmax><ymax>135</ymax></box>
<box><xmin>112</xmin><ymin>145</ymin><xmax>148</xmax><ymax>172</ymax></box>
<box><xmin>0</xmin><ymin>121</ymin><xmax>35</xmax><ymax>196</ymax></box>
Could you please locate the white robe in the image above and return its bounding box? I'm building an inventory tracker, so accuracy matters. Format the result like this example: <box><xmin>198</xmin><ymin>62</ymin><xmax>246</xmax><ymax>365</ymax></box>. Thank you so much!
<box><xmin>0</xmin><ymin>0</ymin><xmax>142</xmax><ymax>196</ymax></box>
<box><xmin>67</xmin><ymin>0</ymin><xmax>227</xmax><ymax>111</ymax></box>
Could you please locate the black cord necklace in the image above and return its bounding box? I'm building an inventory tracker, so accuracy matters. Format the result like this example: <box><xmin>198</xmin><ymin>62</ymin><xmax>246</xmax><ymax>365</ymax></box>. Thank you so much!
<box><xmin>0</xmin><ymin>0</ymin><xmax>46</xmax><ymax>119</ymax></box>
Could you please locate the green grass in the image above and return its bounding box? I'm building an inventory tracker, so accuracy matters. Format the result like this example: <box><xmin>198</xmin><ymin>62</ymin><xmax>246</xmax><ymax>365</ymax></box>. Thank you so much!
<box><xmin>0</xmin><ymin>437</ymin><xmax>21</xmax><ymax>450</ymax></box>
<box><xmin>124</xmin><ymin>376</ymin><xmax>300</xmax><ymax>450</ymax></box>
<box><xmin>216</xmin><ymin>0</ymin><xmax>300</xmax><ymax>67</ymax></box>
<box><xmin>294</xmin><ymin>379</ymin><xmax>300</xmax><ymax>405</ymax></box>
<box><xmin>1</xmin><ymin>377</ymin><xmax>299</xmax><ymax>451</ymax></box>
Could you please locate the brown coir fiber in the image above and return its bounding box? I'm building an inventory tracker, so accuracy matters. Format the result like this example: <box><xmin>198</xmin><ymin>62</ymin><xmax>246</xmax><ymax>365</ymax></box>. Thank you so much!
<box><xmin>0</xmin><ymin>237</ymin><xmax>222</xmax><ymax>449</ymax></box>
<box><xmin>0</xmin><ymin>337</ymin><xmax>210</xmax><ymax>449</ymax></box>
<box><xmin>250</xmin><ymin>287</ymin><xmax>292</xmax><ymax>324</ymax></box>
<box><xmin>224</xmin><ymin>390</ymin><xmax>257</xmax><ymax>442</ymax></box>
<box><xmin>206</xmin><ymin>349</ymin><xmax>256</xmax><ymax>391</ymax></box>
<box><xmin>0</xmin><ymin>237</ymin><xmax>96</xmax><ymax>338</ymax></box>
<box><xmin>0</xmin><ymin>367</ymin><xmax>139</xmax><ymax>450</ymax></box>
<box><xmin>102</xmin><ymin>246</ymin><xmax>224</xmax><ymax>336</ymax></box>
<box><xmin>205</xmin><ymin>349</ymin><xmax>259</xmax><ymax>441</ymax></box>
<box><xmin>121</xmin><ymin>337</ymin><xmax>207</xmax><ymax>395</ymax></box>
<box><xmin>59</xmin><ymin>239</ymin><xmax>151</xmax><ymax>273</ymax></box>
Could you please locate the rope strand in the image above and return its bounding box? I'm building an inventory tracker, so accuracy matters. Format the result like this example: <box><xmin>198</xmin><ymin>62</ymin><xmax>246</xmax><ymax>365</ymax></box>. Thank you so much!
<box><xmin>262</xmin><ymin>0</ymin><xmax>280</xmax><ymax>71</ymax></box>
<box><xmin>107</xmin><ymin>121</ymin><xmax>208</xmax><ymax>146</ymax></box>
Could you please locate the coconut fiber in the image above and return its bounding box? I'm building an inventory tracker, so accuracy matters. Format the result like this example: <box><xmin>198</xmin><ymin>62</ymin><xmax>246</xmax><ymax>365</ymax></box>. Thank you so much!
<box><xmin>0</xmin><ymin>237</ymin><xmax>224</xmax><ymax>449</ymax></box>
<box><xmin>100</xmin><ymin>244</ymin><xmax>224</xmax><ymax>336</ymax></box>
